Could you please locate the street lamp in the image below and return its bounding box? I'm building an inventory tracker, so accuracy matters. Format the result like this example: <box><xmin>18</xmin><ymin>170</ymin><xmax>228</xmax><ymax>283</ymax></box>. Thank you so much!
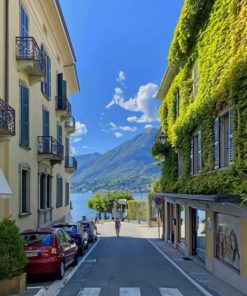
<box><xmin>158</xmin><ymin>134</ymin><xmax>166</xmax><ymax>145</ymax></box>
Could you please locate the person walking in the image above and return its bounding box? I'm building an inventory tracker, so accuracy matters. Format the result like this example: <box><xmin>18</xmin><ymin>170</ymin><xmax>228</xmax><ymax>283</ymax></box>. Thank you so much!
<box><xmin>115</xmin><ymin>218</ymin><xmax>121</xmax><ymax>237</ymax></box>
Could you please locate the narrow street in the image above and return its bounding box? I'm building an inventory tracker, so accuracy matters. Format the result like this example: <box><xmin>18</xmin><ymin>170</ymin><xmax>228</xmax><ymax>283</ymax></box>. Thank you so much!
<box><xmin>57</xmin><ymin>222</ymin><xmax>205</xmax><ymax>296</ymax></box>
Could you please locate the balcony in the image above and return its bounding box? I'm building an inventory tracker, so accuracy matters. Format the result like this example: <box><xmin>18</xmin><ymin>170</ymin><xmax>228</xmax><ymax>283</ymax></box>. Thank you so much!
<box><xmin>65</xmin><ymin>156</ymin><xmax>77</xmax><ymax>174</ymax></box>
<box><xmin>55</xmin><ymin>96</ymin><xmax>71</xmax><ymax>120</ymax></box>
<box><xmin>65</xmin><ymin>116</ymin><xmax>76</xmax><ymax>135</ymax></box>
<box><xmin>0</xmin><ymin>98</ymin><xmax>15</xmax><ymax>142</ymax></box>
<box><xmin>37</xmin><ymin>136</ymin><xmax>64</xmax><ymax>166</ymax></box>
<box><xmin>16</xmin><ymin>37</ymin><xmax>45</xmax><ymax>84</ymax></box>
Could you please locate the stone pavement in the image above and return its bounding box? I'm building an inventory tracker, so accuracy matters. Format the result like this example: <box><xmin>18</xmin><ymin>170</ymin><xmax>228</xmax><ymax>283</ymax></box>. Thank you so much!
<box><xmin>136</xmin><ymin>224</ymin><xmax>246</xmax><ymax>296</ymax></box>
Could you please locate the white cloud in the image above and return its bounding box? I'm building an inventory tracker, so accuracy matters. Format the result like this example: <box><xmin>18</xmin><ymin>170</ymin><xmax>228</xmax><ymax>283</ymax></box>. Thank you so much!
<box><xmin>72</xmin><ymin>121</ymin><xmax>88</xmax><ymax>136</ymax></box>
<box><xmin>108</xmin><ymin>122</ymin><xmax>137</xmax><ymax>132</ymax></box>
<box><xmin>145</xmin><ymin>124</ymin><xmax>154</xmax><ymax>129</ymax></box>
<box><xmin>114</xmin><ymin>132</ymin><xmax>124</xmax><ymax>138</ymax></box>
<box><xmin>106</xmin><ymin>87</ymin><xmax>124</xmax><ymax>109</ymax></box>
<box><xmin>71</xmin><ymin>138</ymin><xmax>82</xmax><ymax>143</ymax></box>
<box><xmin>70</xmin><ymin>146</ymin><xmax>76</xmax><ymax>156</ymax></box>
<box><xmin>106</xmin><ymin>83</ymin><xmax>159</xmax><ymax>123</ymax></box>
<box><xmin>116</xmin><ymin>71</ymin><xmax>125</xmax><ymax>82</ymax></box>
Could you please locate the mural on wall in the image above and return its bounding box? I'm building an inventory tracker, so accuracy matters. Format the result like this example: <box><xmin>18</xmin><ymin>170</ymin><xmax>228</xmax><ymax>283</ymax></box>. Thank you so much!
<box><xmin>216</xmin><ymin>213</ymin><xmax>240</xmax><ymax>270</ymax></box>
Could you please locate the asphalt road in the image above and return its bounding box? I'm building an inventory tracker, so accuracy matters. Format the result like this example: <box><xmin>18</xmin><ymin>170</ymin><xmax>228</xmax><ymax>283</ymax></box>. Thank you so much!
<box><xmin>57</xmin><ymin>222</ymin><xmax>205</xmax><ymax>296</ymax></box>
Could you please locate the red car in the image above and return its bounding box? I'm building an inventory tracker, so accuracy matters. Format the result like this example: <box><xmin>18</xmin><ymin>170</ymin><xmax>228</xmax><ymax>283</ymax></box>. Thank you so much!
<box><xmin>21</xmin><ymin>227</ymin><xmax>78</xmax><ymax>279</ymax></box>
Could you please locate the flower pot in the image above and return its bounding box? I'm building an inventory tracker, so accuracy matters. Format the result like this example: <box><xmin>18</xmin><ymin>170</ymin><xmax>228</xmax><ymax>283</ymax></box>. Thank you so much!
<box><xmin>0</xmin><ymin>273</ymin><xmax>26</xmax><ymax>296</ymax></box>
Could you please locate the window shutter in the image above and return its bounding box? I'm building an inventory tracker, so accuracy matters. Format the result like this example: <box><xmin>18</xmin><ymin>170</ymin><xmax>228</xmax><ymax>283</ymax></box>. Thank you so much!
<box><xmin>21</xmin><ymin>6</ymin><xmax>29</xmax><ymax>37</ymax></box>
<box><xmin>229</xmin><ymin>107</ymin><xmax>235</xmax><ymax>164</ymax></box>
<box><xmin>21</xmin><ymin>85</ymin><xmax>29</xmax><ymax>147</ymax></box>
<box><xmin>214</xmin><ymin>117</ymin><xmax>220</xmax><ymax>169</ymax></box>
<box><xmin>57</xmin><ymin>177</ymin><xmax>63</xmax><ymax>208</ymax></box>
<box><xmin>48</xmin><ymin>56</ymin><xmax>51</xmax><ymax>99</ymax></box>
<box><xmin>65</xmin><ymin>182</ymin><xmax>69</xmax><ymax>206</ymax></box>
<box><xmin>197</xmin><ymin>130</ymin><xmax>202</xmax><ymax>173</ymax></box>
<box><xmin>190</xmin><ymin>138</ymin><xmax>194</xmax><ymax>175</ymax></box>
<box><xmin>57</xmin><ymin>73</ymin><xmax>63</xmax><ymax>96</ymax></box>
<box><xmin>57</xmin><ymin>125</ymin><xmax>62</xmax><ymax>145</ymax></box>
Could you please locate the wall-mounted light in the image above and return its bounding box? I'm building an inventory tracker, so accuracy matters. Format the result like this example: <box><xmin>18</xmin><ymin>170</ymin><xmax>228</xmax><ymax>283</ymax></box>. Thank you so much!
<box><xmin>158</xmin><ymin>134</ymin><xmax>167</xmax><ymax>145</ymax></box>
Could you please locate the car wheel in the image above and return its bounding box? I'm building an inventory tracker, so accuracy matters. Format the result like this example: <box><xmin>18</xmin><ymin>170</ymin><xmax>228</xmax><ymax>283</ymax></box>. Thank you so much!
<box><xmin>57</xmin><ymin>261</ymin><xmax>65</xmax><ymax>279</ymax></box>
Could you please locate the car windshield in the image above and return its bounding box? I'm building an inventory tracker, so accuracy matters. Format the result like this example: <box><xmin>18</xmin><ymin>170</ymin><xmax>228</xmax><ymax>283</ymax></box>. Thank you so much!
<box><xmin>22</xmin><ymin>233</ymin><xmax>54</xmax><ymax>246</ymax></box>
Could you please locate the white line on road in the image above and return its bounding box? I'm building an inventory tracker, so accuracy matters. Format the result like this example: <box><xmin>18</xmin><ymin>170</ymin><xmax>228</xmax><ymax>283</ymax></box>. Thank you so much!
<box><xmin>77</xmin><ymin>288</ymin><xmax>101</xmax><ymax>296</ymax></box>
<box><xmin>120</xmin><ymin>287</ymin><xmax>141</xmax><ymax>296</ymax></box>
<box><xmin>159</xmin><ymin>288</ymin><xmax>183</xmax><ymax>296</ymax></box>
<box><xmin>146</xmin><ymin>238</ymin><xmax>213</xmax><ymax>296</ymax></box>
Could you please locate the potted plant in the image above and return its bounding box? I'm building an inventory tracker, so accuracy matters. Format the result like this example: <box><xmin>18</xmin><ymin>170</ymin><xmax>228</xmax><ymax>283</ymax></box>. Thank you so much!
<box><xmin>0</xmin><ymin>218</ymin><xmax>27</xmax><ymax>296</ymax></box>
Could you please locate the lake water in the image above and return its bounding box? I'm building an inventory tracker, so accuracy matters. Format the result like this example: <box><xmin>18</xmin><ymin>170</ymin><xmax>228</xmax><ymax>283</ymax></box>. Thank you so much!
<box><xmin>71</xmin><ymin>192</ymin><xmax>148</xmax><ymax>221</ymax></box>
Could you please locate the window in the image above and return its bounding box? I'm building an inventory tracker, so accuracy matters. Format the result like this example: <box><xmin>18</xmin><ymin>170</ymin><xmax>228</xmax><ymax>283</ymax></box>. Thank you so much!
<box><xmin>190</xmin><ymin>130</ymin><xmax>202</xmax><ymax>175</ymax></box>
<box><xmin>56</xmin><ymin>175</ymin><xmax>63</xmax><ymax>208</ymax></box>
<box><xmin>65</xmin><ymin>182</ymin><xmax>70</xmax><ymax>206</ymax></box>
<box><xmin>20</xmin><ymin>163</ymin><xmax>30</xmax><ymax>215</ymax></box>
<box><xmin>192</xmin><ymin>61</ymin><xmax>199</xmax><ymax>97</ymax></box>
<box><xmin>57</xmin><ymin>125</ymin><xmax>62</xmax><ymax>145</ymax></box>
<box><xmin>175</xmin><ymin>90</ymin><xmax>180</xmax><ymax>118</ymax></box>
<box><xmin>39</xmin><ymin>173</ymin><xmax>52</xmax><ymax>210</ymax></box>
<box><xmin>20</xmin><ymin>6</ymin><xmax>29</xmax><ymax>37</ymax></box>
<box><xmin>41</xmin><ymin>45</ymin><xmax>51</xmax><ymax>99</ymax></box>
<box><xmin>20</xmin><ymin>84</ymin><xmax>29</xmax><ymax>147</ymax></box>
<box><xmin>214</xmin><ymin>107</ymin><xmax>235</xmax><ymax>169</ymax></box>
<box><xmin>178</xmin><ymin>205</ymin><xmax>185</xmax><ymax>246</ymax></box>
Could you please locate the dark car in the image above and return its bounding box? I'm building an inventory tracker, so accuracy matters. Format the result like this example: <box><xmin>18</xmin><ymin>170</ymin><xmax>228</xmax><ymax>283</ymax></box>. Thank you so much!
<box><xmin>52</xmin><ymin>223</ymin><xmax>88</xmax><ymax>255</ymax></box>
<box><xmin>79</xmin><ymin>220</ymin><xmax>97</xmax><ymax>242</ymax></box>
<box><xmin>21</xmin><ymin>227</ymin><xmax>78</xmax><ymax>279</ymax></box>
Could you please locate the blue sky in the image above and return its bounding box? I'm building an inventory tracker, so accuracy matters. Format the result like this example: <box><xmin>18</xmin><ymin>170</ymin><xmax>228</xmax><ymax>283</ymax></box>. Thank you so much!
<box><xmin>59</xmin><ymin>0</ymin><xmax>183</xmax><ymax>155</ymax></box>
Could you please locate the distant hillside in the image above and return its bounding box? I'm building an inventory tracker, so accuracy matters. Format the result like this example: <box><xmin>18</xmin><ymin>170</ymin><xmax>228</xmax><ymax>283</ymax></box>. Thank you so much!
<box><xmin>71</xmin><ymin>128</ymin><xmax>160</xmax><ymax>192</ymax></box>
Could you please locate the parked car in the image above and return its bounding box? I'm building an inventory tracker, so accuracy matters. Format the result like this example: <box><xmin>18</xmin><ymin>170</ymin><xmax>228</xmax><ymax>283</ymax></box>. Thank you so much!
<box><xmin>21</xmin><ymin>227</ymin><xmax>78</xmax><ymax>279</ymax></box>
<box><xmin>52</xmin><ymin>223</ymin><xmax>88</xmax><ymax>255</ymax></box>
<box><xmin>79</xmin><ymin>220</ymin><xmax>97</xmax><ymax>242</ymax></box>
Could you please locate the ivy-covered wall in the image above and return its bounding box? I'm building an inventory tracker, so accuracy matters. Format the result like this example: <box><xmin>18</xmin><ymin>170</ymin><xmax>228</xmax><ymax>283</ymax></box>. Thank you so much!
<box><xmin>152</xmin><ymin>0</ymin><xmax>247</xmax><ymax>202</ymax></box>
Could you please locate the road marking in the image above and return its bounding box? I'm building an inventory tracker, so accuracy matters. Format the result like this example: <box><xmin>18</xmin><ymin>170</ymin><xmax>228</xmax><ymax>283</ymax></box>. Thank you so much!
<box><xmin>159</xmin><ymin>288</ymin><xmax>183</xmax><ymax>296</ymax></box>
<box><xmin>77</xmin><ymin>288</ymin><xmax>101</xmax><ymax>296</ymax></box>
<box><xmin>120</xmin><ymin>287</ymin><xmax>141</xmax><ymax>296</ymax></box>
<box><xmin>146</xmin><ymin>238</ymin><xmax>213</xmax><ymax>296</ymax></box>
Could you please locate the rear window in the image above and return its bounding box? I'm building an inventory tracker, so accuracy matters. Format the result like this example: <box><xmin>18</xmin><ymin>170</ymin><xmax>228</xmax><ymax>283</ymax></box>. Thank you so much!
<box><xmin>63</xmin><ymin>225</ymin><xmax>78</xmax><ymax>234</ymax></box>
<box><xmin>22</xmin><ymin>233</ymin><xmax>54</xmax><ymax>246</ymax></box>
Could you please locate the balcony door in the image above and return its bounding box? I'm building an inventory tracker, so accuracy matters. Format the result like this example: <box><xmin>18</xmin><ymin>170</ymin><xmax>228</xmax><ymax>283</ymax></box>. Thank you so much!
<box><xmin>21</xmin><ymin>6</ymin><xmax>29</xmax><ymax>57</ymax></box>
<box><xmin>43</xmin><ymin>109</ymin><xmax>49</xmax><ymax>153</ymax></box>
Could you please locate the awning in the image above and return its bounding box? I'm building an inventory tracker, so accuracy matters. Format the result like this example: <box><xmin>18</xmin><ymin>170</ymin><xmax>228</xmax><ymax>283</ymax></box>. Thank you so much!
<box><xmin>154</xmin><ymin>193</ymin><xmax>241</xmax><ymax>203</ymax></box>
<box><xmin>0</xmin><ymin>168</ymin><xmax>12</xmax><ymax>195</ymax></box>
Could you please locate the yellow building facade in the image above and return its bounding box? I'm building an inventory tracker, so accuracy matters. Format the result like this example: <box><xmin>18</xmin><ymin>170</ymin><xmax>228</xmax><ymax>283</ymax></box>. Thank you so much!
<box><xmin>0</xmin><ymin>0</ymin><xmax>78</xmax><ymax>231</ymax></box>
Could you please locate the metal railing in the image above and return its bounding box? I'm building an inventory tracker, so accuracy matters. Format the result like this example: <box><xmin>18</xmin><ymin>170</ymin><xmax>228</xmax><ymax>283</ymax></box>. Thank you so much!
<box><xmin>65</xmin><ymin>156</ymin><xmax>77</xmax><ymax>171</ymax></box>
<box><xmin>55</xmin><ymin>96</ymin><xmax>71</xmax><ymax>115</ymax></box>
<box><xmin>16</xmin><ymin>37</ymin><xmax>45</xmax><ymax>72</ymax></box>
<box><xmin>0</xmin><ymin>98</ymin><xmax>15</xmax><ymax>135</ymax></box>
<box><xmin>37</xmin><ymin>136</ymin><xmax>64</xmax><ymax>159</ymax></box>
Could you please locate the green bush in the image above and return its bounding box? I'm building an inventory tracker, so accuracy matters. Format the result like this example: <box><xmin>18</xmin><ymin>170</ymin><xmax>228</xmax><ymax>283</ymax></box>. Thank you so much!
<box><xmin>0</xmin><ymin>218</ymin><xmax>27</xmax><ymax>280</ymax></box>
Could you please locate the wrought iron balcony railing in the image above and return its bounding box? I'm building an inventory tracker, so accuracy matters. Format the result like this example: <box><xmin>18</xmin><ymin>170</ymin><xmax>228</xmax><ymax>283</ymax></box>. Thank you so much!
<box><xmin>37</xmin><ymin>136</ymin><xmax>64</xmax><ymax>159</ymax></box>
<box><xmin>65</xmin><ymin>156</ymin><xmax>77</xmax><ymax>172</ymax></box>
<box><xmin>55</xmin><ymin>96</ymin><xmax>71</xmax><ymax>116</ymax></box>
<box><xmin>0</xmin><ymin>98</ymin><xmax>15</xmax><ymax>135</ymax></box>
<box><xmin>65</xmin><ymin>116</ymin><xmax>76</xmax><ymax>134</ymax></box>
<box><xmin>16</xmin><ymin>37</ymin><xmax>45</xmax><ymax>72</ymax></box>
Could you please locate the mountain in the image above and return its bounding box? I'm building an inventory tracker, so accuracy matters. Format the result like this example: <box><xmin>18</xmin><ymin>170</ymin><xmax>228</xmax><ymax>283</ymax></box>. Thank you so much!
<box><xmin>71</xmin><ymin>127</ymin><xmax>161</xmax><ymax>192</ymax></box>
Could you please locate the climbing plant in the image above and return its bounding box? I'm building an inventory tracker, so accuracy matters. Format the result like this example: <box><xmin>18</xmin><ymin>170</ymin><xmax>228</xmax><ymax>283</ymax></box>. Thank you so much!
<box><xmin>152</xmin><ymin>0</ymin><xmax>247</xmax><ymax>202</ymax></box>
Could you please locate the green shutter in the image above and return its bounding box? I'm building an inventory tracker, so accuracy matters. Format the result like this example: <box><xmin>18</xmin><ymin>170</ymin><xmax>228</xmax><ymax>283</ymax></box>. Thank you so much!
<box><xmin>214</xmin><ymin>117</ymin><xmax>220</xmax><ymax>169</ymax></box>
<box><xmin>48</xmin><ymin>56</ymin><xmax>51</xmax><ymax>99</ymax></box>
<box><xmin>57</xmin><ymin>176</ymin><xmax>63</xmax><ymax>208</ymax></box>
<box><xmin>57</xmin><ymin>73</ymin><xmax>63</xmax><ymax>97</ymax></box>
<box><xmin>21</xmin><ymin>85</ymin><xmax>29</xmax><ymax>147</ymax></box>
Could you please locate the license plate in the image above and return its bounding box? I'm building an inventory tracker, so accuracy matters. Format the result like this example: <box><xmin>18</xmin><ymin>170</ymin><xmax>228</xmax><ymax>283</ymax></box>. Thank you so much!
<box><xmin>25</xmin><ymin>251</ymin><xmax>38</xmax><ymax>258</ymax></box>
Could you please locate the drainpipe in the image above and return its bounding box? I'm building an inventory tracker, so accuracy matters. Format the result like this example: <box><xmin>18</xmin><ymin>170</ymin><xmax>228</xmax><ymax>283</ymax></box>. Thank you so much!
<box><xmin>5</xmin><ymin>0</ymin><xmax>9</xmax><ymax>103</ymax></box>
<box><xmin>3</xmin><ymin>0</ymin><xmax>10</xmax><ymax>218</ymax></box>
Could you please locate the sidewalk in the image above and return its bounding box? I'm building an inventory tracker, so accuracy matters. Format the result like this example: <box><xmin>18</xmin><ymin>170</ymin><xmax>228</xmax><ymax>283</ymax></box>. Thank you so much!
<box><xmin>138</xmin><ymin>224</ymin><xmax>246</xmax><ymax>296</ymax></box>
